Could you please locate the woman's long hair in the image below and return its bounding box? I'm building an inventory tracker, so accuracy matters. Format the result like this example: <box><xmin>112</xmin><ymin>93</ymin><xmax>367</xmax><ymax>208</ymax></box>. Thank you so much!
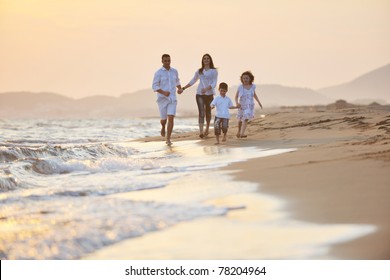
<box><xmin>198</xmin><ymin>54</ymin><xmax>216</xmax><ymax>75</ymax></box>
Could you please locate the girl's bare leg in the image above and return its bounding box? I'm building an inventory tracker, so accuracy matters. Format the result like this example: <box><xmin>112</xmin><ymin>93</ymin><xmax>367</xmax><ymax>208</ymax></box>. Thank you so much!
<box><xmin>240</xmin><ymin>119</ymin><xmax>248</xmax><ymax>137</ymax></box>
<box><xmin>236</xmin><ymin>121</ymin><xmax>242</xmax><ymax>138</ymax></box>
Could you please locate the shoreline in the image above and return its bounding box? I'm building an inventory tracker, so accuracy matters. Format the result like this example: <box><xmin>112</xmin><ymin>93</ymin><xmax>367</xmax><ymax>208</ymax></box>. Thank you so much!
<box><xmin>87</xmin><ymin>106</ymin><xmax>390</xmax><ymax>259</ymax></box>
<box><xmin>224</xmin><ymin>144</ymin><xmax>390</xmax><ymax>259</ymax></box>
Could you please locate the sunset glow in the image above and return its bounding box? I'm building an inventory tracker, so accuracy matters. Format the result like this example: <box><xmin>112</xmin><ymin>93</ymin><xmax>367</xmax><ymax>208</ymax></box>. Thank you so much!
<box><xmin>1</xmin><ymin>0</ymin><xmax>389</xmax><ymax>98</ymax></box>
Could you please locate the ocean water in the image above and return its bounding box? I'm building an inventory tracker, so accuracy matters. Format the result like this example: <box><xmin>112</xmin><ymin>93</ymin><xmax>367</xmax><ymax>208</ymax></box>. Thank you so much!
<box><xmin>0</xmin><ymin>118</ymin><xmax>295</xmax><ymax>259</ymax></box>
<box><xmin>0</xmin><ymin>118</ymin><xmax>375</xmax><ymax>260</ymax></box>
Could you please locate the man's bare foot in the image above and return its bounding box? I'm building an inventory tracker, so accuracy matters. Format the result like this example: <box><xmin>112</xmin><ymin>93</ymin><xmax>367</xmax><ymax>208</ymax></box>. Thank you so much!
<box><xmin>222</xmin><ymin>136</ymin><xmax>226</xmax><ymax>142</ymax></box>
<box><xmin>214</xmin><ymin>142</ymin><xmax>220</xmax><ymax>145</ymax></box>
<box><xmin>166</xmin><ymin>140</ymin><xmax>172</xmax><ymax>146</ymax></box>
<box><xmin>160</xmin><ymin>127</ymin><xmax>166</xmax><ymax>137</ymax></box>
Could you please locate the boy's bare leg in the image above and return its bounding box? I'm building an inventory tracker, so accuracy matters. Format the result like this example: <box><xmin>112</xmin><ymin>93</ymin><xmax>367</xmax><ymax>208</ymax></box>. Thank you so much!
<box><xmin>166</xmin><ymin>115</ymin><xmax>174</xmax><ymax>145</ymax></box>
<box><xmin>222</xmin><ymin>133</ymin><xmax>227</xmax><ymax>142</ymax></box>
<box><xmin>215</xmin><ymin>135</ymin><xmax>220</xmax><ymax>145</ymax></box>
<box><xmin>160</xmin><ymin>119</ymin><xmax>166</xmax><ymax>137</ymax></box>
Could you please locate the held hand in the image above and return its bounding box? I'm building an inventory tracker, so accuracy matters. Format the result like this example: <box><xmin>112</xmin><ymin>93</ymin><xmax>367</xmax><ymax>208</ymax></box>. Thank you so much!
<box><xmin>201</xmin><ymin>88</ymin><xmax>207</xmax><ymax>94</ymax></box>
<box><xmin>237</xmin><ymin>103</ymin><xmax>241</xmax><ymax>108</ymax></box>
<box><xmin>177</xmin><ymin>88</ymin><xmax>183</xmax><ymax>94</ymax></box>
<box><xmin>164</xmin><ymin>91</ymin><xmax>170</xmax><ymax>97</ymax></box>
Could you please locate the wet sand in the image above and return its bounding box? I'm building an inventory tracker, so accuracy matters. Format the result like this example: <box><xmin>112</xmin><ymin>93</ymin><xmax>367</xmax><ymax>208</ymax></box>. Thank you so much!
<box><xmin>86</xmin><ymin>106</ymin><xmax>390</xmax><ymax>259</ymax></box>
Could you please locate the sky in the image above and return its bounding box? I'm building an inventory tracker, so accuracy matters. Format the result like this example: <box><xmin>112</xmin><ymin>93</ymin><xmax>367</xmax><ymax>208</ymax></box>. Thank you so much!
<box><xmin>0</xmin><ymin>0</ymin><xmax>389</xmax><ymax>98</ymax></box>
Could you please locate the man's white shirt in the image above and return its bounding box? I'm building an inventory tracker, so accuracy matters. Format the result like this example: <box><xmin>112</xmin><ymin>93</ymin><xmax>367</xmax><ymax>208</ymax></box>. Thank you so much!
<box><xmin>152</xmin><ymin>67</ymin><xmax>180</xmax><ymax>101</ymax></box>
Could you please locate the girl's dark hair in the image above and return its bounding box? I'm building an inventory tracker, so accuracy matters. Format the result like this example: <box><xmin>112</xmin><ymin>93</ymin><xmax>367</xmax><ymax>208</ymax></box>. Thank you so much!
<box><xmin>198</xmin><ymin>54</ymin><xmax>216</xmax><ymax>75</ymax></box>
<box><xmin>240</xmin><ymin>71</ymin><xmax>255</xmax><ymax>84</ymax></box>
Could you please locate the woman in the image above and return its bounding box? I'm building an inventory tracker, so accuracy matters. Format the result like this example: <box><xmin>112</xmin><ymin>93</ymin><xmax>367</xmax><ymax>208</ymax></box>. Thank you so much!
<box><xmin>182</xmin><ymin>54</ymin><xmax>218</xmax><ymax>138</ymax></box>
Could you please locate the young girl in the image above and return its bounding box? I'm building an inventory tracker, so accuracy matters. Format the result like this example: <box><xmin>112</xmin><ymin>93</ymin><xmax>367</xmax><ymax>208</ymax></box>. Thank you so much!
<box><xmin>235</xmin><ymin>71</ymin><xmax>263</xmax><ymax>138</ymax></box>
<box><xmin>182</xmin><ymin>54</ymin><xmax>218</xmax><ymax>138</ymax></box>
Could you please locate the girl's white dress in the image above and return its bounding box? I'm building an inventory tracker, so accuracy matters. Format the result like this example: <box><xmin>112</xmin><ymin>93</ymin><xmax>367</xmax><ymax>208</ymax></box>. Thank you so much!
<box><xmin>237</xmin><ymin>84</ymin><xmax>256</xmax><ymax>121</ymax></box>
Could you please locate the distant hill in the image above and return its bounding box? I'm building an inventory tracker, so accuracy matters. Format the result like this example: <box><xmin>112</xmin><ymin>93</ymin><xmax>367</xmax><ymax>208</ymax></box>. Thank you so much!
<box><xmin>1</xmin><ymin>63</ymin><xmax>388</xmax><ymax>118</ymax></box>
<box><xmin>318</xmin><ymin>63</ymin><xmax>390</xmax><ymax>104</ymax></box>
<box><xmin>0</xmin><ymin>92</ymin><xmax>74</xmax><ymax>118</ymax></box>
<box><xmin>255</xmin><ymin>85</ymin><xmax>331</xmax><ymax>107</ymax></box>
<box><xmin>0</xmin><ymin>86</ymin><xmax>330</xmax><ymax>119</ymax></box>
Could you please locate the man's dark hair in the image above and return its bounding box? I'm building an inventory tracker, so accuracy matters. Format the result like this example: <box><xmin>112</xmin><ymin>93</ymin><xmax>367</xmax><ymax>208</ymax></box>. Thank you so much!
<box><xmin>162</xmin><ymin>54</ymin><xmax>170</xmax><ymax>60</ymax></box>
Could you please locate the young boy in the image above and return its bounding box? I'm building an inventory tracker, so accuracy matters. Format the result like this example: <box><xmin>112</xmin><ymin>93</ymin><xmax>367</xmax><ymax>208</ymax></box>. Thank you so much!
<box><xmin>210</xmin><ymin>82</ymin><xmax>240</xmax><ymax>144</ymax></box>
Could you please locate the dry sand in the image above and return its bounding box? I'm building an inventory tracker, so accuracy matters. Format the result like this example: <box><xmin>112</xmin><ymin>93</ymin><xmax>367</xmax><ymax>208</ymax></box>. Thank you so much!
<box><xmin>86</xmin><ymin>105</ymin><xmax>390</xmax><ymax>259</ymax></box>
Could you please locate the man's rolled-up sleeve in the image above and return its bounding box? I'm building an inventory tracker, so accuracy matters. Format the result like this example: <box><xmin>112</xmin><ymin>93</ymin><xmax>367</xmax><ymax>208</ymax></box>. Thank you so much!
<box><xmin>152</xmin><ymin>72</ymin><xmax>160</xmax><ymax>92</ymax></box>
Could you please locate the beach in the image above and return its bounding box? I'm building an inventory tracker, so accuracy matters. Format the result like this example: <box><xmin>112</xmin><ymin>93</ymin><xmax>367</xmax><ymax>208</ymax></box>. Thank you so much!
<box><xmin>227</xmin><ymin>106</ymin><xmax>390</xmax><ymax>259</ymax></box>
<box><xmin>86</xmin><ymin>105</ymin><xmax>390</xmax><ymax>259</ymax></box>
<box><xmin>1</xmin><ymin>106</ymin><xmax>389</xmax><ymax>260</ymax></box>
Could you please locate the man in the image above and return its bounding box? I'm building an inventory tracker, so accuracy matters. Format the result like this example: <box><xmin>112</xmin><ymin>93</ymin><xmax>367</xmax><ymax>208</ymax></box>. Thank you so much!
<box><xmin>152</xmin><ymin>54</ymin><xmax>183</xmax><ymax>145</ymax></box>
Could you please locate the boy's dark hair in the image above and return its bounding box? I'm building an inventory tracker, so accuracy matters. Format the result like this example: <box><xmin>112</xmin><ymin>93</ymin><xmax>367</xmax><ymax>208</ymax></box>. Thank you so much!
<box><xmin>219</xmin><ymin>82</ymin><xmax>228</xmax><ymax>91</ymax></box>
<box><xmin>161</xmin><ymin>54</ymin><xmax>170</xmax><ymax>60</ymax></box>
